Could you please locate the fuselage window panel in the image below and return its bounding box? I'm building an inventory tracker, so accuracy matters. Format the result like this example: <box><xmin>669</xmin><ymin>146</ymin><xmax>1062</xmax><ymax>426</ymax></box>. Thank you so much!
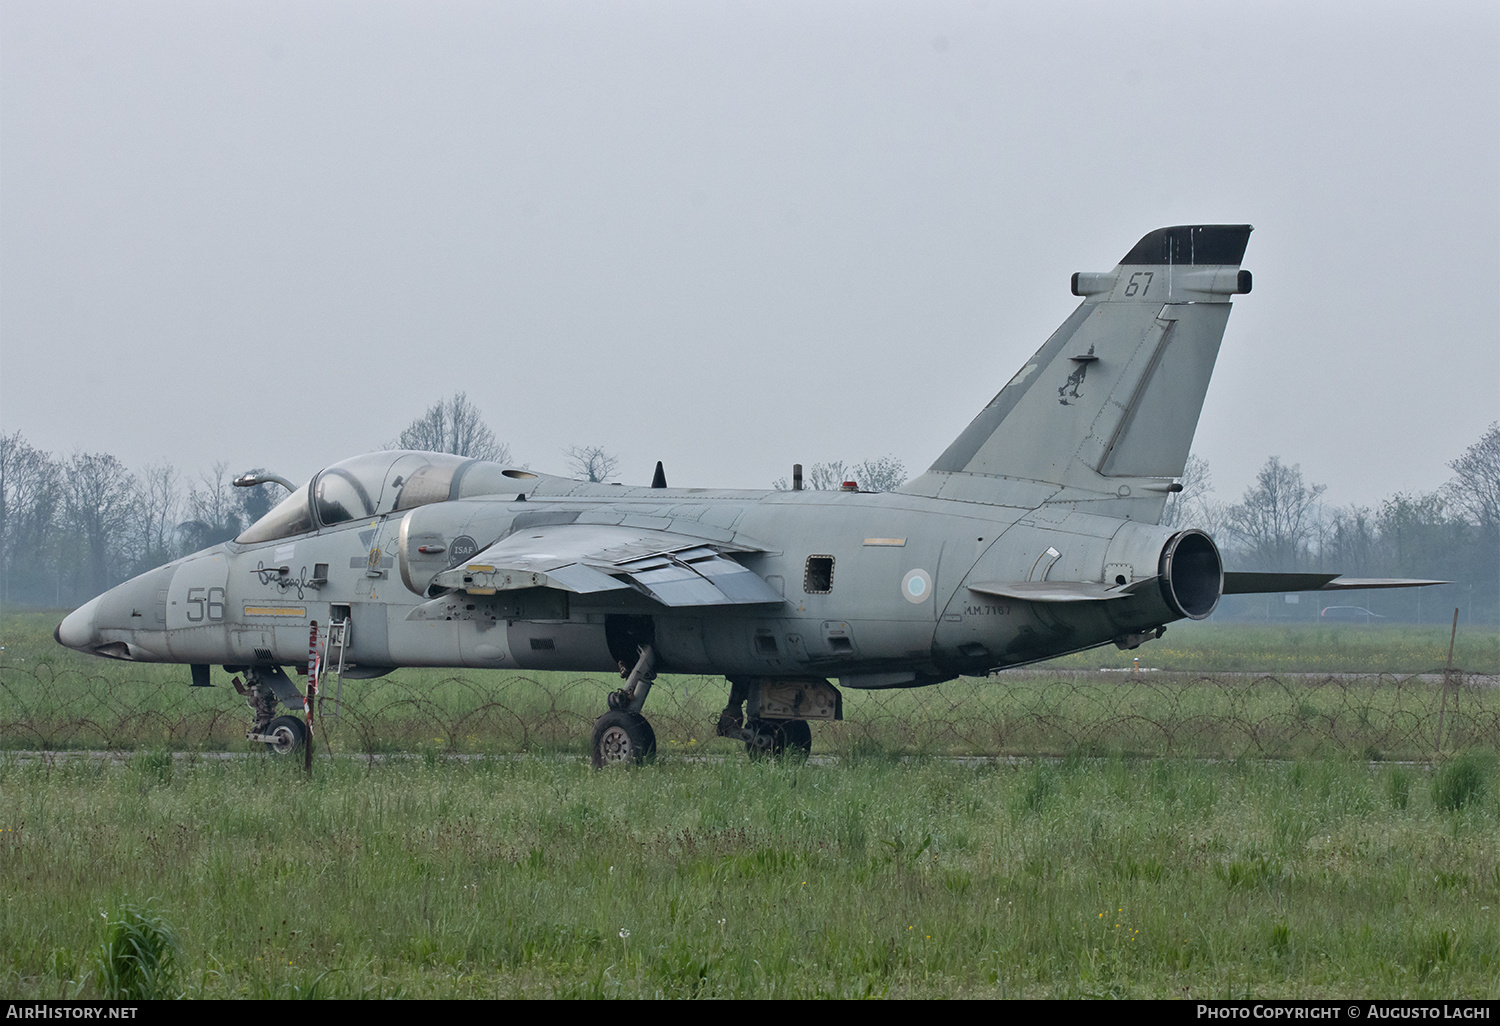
<box><xmin>804</xmin><ymin>555</ymin><xmax>835</xmax><ymax>594</ymax></box>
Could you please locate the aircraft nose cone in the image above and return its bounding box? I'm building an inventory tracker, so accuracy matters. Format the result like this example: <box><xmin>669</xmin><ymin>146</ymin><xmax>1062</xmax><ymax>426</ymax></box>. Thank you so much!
<box><xmin>57</xmin><ymin>597</ymin><xmax>101</xmax><ymax>652</ymax></box>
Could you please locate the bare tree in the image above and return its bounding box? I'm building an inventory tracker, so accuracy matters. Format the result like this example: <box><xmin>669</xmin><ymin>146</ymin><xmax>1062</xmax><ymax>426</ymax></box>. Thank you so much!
<box><xmin>850</xmin><ymin>455</ymin><xmax>907</xmax><ymax>492</ymax></box>
<box><xmin>62</xmin><ymin>451</ymin><xmax>139</xmax><ymax>595</ymax></box>
<box><xmin>1318</xmin><ymin>504</ymin><xmax>1378</xmax><ymax>577</ymax></box>
<box><xmin>179</xmin><ymin>462</ymin><xmax>244</xmax><ymax>551</ymax></box>
<box><xmin>393</xmin><ymin>393</ymin><xmax>510</xmax><ymax>463</ymax></box>
<box><xmin>1376</xmin><ymin>491</ymin><xmax>1464</xmax><ymax>579</ymax></box>
<box><xmin>1226</xmin><ymin>456</ymin><xmax>1327</xmax><ymax>569</ymax></box>
<box><xmin>135</xmin><ymin>462</ymin><xmax>181</xmax><ymax>571</ymax></box>
<box><xmin>1161</xmin><ymin>453</ymin><xmax>1213</xmax><ymax>528</ymax></box>
<box><xmin>804</xmin><ymin>461</ymin><xmax>848</xmax><ymax>491</ymax></box>
<box><xmin>1445</xmin><ymin>422</ymin><xmax>1500</xmax><ymax>534</ymax></box>
<box><xmin>565</xmin><ymin>445</ymin><xmax>620</xmax><ymax>483</ymax></box>
<box><xmin>0</xmin><ymin>432</ymin><xmax>62</xmax><ymax>603</ymax></box>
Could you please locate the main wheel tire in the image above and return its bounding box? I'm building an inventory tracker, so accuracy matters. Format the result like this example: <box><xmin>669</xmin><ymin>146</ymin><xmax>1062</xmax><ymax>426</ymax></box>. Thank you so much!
<box><xmin>591</xmin><ymin>710</ymin><xmax>656</xmax><ymax>768</ymax></box>
<box><xmin>745</xmin><ymin>718</ymin><xmax>812</xmax><ymax>761</ymax></box>
<box><xmin>264</xmin><ymin>714</ymin><xmax>308</xmax><ymax>755</ymax></box>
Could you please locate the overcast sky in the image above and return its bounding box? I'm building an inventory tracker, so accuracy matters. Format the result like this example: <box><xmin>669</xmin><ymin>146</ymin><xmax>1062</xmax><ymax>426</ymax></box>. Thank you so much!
<box><xmin>2</xmin><ymin>1</ymin><xmax>1496</xmax><ymax>510</ymax></box>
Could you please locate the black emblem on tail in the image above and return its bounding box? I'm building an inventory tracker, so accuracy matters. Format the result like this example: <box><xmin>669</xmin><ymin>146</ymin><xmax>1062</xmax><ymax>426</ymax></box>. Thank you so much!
<box><xmin>1058</xmin><ymin>344</ymin><xmax>1095</xmax><ymax>405</ymax></box>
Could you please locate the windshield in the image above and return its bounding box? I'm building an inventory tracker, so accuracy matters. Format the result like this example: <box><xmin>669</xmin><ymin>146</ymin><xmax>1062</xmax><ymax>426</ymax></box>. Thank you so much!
<box><xmin>236</xmin><ymin>451</ymin><xmax>477</xmax><ymax>544</ymax></box>
<box><xmin>235</xmin><ymin>482</ymin><xmax>314</xmax><ymax>544</ymax></box>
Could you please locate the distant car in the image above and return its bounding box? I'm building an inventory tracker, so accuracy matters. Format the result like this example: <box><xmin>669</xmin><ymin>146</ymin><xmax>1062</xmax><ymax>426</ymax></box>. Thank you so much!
<box><xmin>1320</xmin><ymin>605</ymin><xmax>1385</xmax><ymax>622</ymax></box>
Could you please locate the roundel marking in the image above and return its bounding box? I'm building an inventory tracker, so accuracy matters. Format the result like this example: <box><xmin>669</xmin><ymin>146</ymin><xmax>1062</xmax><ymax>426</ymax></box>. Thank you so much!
<box><xmin>901</xmin><ymin>568</ymin><xmax>932</xmax><ymax>604</ymax></box>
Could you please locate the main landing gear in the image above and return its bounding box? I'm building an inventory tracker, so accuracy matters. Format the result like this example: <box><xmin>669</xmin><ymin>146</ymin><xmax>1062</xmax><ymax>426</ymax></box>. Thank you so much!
<box><xmin>232</xmin><ymin>666</ymin><xmax>309</xmax><ymax>755</ymax></box>
<box><xmin>715</xmin><ymin>677</ymin><xmax>840</xmax><ymax>760</ymax></box>
<box><xmin>588</xmin><ymin>651</ymin><xmax>844</xmax><ymax>766</ymax></box>
<box><xmin>591</xmin><ymin>644</ymin><xmax>660</xmax><ymax>767</ymax></box>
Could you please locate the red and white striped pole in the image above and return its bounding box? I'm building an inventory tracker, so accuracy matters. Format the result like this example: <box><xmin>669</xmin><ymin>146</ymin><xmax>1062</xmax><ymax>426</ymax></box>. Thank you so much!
<box><xmin>305</xmin><ymin>621</ymin><xmax>320</xmax><ymax>772</ymax></box>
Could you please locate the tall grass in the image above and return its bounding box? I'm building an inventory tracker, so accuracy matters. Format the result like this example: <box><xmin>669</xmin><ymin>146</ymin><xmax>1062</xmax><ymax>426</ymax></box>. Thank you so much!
<box><xmin>97</xmin><ymin>901</ymin><xmax>182</xmax><ymax>999</ymax></box>
<box><xmin>1</xmin><ymin>753</ymin><xmax>1496</xmax><ymax>998</ymax></box>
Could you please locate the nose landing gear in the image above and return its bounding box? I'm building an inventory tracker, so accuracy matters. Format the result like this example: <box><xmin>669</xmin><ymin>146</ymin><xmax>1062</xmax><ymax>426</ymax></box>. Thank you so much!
<box><xmin>233</xmin><ymin>666</ymin><xmax>308</xmax><ymax>755</ymax></box>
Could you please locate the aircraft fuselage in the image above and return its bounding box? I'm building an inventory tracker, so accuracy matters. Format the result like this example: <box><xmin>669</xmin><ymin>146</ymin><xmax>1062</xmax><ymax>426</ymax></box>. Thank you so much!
<box><xmin>57</xmin><ymin>477</ymin><xmax>1206</xmax><ymax>688</ymax></box>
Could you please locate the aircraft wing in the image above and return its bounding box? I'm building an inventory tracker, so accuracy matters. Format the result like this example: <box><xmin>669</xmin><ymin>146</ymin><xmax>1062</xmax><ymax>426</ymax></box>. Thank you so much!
<box><xmin>426</xmin><ymin>524</ymin><xmax>784</xmax><ymax>607</ymax></box>
<box><xmin>1221</xmin><ymin>572</ymin><xmax>1448</xmax><ymax>594</ymax></box>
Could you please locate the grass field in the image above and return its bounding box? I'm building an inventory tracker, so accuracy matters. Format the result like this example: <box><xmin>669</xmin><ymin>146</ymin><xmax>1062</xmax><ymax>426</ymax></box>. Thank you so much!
<box><xmin>1</xmin><ymin>752</ymin><xmax>1496</xmax><ymax>998</ymax></box>
<box><xmin>1043</xmin><ymin>617</ymin><xmax>1499</xmax><ymax>675</ymax></box>
<box><xmin>2</xmin><ymin>607</ymin><xmax>1497</xmax><ymax>998</ymax></box>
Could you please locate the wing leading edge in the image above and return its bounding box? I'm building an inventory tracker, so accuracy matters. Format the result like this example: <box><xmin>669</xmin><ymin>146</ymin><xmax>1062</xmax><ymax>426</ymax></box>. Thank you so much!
<box><xmin>426</xmin><ymin>523</ymin><xmax>783</xmax><ymax>607</ymax></box>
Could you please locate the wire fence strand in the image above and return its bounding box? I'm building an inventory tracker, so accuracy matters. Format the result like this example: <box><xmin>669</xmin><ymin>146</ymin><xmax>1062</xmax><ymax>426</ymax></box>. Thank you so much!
<box><xmin>3</xmin><ymin>664</ymin><xmax>1496</xmax><ymax>761</ymax></box>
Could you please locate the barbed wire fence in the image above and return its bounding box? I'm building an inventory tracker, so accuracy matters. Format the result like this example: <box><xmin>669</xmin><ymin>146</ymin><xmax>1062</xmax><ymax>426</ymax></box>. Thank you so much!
<box><xmin>2</xmin><ymin>663</ymin><xmax>1496</xmax><ymax>762</ymax></box>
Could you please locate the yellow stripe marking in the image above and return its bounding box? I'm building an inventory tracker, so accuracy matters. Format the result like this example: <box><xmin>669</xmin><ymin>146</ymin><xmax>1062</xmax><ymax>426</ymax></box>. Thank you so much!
<box><xmin>244</xmin><ymin>606</ymin><xmax>307</xmax><ymax>617</ymax></box>
<box><xmin>863</xmin><ymin>538</ymin><xmax>907</xmax><ymax>547</ymax></box>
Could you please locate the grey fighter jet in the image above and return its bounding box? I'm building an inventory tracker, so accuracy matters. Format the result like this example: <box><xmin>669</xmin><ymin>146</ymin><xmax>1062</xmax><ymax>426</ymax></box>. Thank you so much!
<box><xmin>55</xmin><ymin>226</ymin><xmax>1439</xmax><ymax>765</ymax></box>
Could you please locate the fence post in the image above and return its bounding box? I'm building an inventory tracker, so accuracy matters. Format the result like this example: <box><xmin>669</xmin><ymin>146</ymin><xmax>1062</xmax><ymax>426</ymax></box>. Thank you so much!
<box><xmin>1434</xmin><ymin>608</ymin><xmax>1458</xmax><ymax>760</ymax></box>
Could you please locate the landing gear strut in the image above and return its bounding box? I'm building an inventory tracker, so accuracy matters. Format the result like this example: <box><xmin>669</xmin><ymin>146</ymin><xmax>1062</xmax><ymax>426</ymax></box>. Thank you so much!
<box><xmin>233</xmin><ymin>666</ymin><xmax>308</xmax><ymax>755</ymax></box>
<box><xmin>591</xmin><ymin>644</ymin><xmax>658</xmax><ymax>767</ymax></box>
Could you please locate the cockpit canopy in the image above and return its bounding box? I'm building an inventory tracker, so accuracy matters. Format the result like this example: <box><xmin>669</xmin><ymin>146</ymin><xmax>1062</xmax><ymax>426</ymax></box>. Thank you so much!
<box><xmin>236</xmin><ymin>451</ymin><xmax>534</xmax><ymax>545</ymax></box>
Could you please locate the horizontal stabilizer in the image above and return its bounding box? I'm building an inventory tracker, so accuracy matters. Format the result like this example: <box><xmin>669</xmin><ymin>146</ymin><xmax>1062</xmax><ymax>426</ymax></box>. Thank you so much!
<box><xmin>1223</xmin><ymin>572</ymin><xmax>1448</xmax><ymax>595</ymax></box>
<box><xmin>1222</xmin><ymin>572</ymin><xmax>1338</xmax><ymax>594</ymax></box>
<box><xmin>1316</xmin><ymin>577</ymin><xmax>1450</xmax><ymax>591</ymax></box>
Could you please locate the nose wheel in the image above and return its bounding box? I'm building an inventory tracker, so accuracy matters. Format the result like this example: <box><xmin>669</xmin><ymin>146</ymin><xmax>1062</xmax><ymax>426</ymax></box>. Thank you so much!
<box><xmin>262</xmin><ymin>715</ymin><xmax>308</xmax><ymax>755</ymax></box>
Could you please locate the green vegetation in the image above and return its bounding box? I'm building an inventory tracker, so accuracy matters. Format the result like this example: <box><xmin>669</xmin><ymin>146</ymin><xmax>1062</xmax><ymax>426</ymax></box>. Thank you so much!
<box><xmin>1040</xmin><ymin>619</ymin><xmax>1499</xmax><ymax>675</ymax></box>
<box><xmin>97</xmin><ymin>900</ymin><xmax>183</xmax><ymax>999</ymax></box>
<box><xmin>1433</xmin><ymin>754</ymin><xmax>1493</xmax><ymax>813</ymax></box>
<box><xmin>3</xmin><ymin>608</ymin><xmax>1498</xmax><ymax>997</ymax></box>
<box><xmin>4</xmin><ymin>610</ymin><xmax>1498</xmax><ymax>760</ymax></box>
<box><xmin>1</xmin><ymin>753</ymin><xmax>1496</xmax><ymax>998</ymax></box>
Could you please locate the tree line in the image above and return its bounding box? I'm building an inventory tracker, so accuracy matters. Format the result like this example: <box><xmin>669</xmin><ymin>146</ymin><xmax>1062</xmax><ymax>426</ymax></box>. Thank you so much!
<box><xmin>2</xmin><ymin>395</ymin><xmax>1495</xmax><ymax>622</ymax></box>
<box><xmin>1163</xmin><ymin>426</ymin><xmax>1498</xmax><ymax>623</ymax></box>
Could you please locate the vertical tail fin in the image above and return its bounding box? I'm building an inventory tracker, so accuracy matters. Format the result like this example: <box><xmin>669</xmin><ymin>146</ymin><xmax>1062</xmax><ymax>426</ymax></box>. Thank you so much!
<box><xmin>901</xmin><ymin>225</ymin><xmax>1253</xmax><ymax>520</ymax></box>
